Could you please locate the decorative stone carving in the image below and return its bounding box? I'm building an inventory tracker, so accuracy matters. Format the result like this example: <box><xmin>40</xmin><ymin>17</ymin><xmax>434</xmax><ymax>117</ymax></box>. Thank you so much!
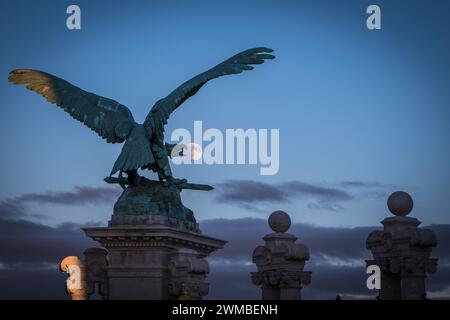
<box><xmin>168</xmin><ymin>248</ymin><xmax>210</xmax><ymax>300</ymax></box>
<box><xmin>366</xmin><ymin>191</ymin><xmax>438</xmax><ymax>300</ymax></box>
<box><xmin>84</xmin><ymin>248</ymin><xmax>109</xmax><ymax>299</ymax></box>
<box><xmin>251</xmin><ymin>211</ymin><xmax>311</xmax><ymax>300</ymax></box>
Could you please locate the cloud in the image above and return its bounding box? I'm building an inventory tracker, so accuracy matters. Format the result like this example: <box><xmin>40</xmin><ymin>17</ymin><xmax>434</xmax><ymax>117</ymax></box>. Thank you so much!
<box><xmin>0</xmin><ymin>268</ymin><xmax>68</xmax><ymax>299</ymax></box>
<box><xmin>427</xmin><ymin>224</ymin><xmax>450</xmax><ymax>265</ymax></box>
<box><xmin>0</xmin><ymin>186</ymin><xmax>445</xmax><ymax>299</ymax></box>
<box><xmin>215</xmin><ymin>180</ymin><xmax>288</xmax><ymax>203</ymax></box>
<box><xmin>0</xmin><ymin>215</ymin><xmax>448</xmax><ymax>299</ymax></box>
<box><xmin>202</xmin><ymin>217</ymin><xmax>450</xmax><ymax>267</ymax></box>
<box><xmin>201</xmin><ymin>217</ymin><xmax>374</xmax><ymax>262</ymax></box>
<box><xmin>16</xmin><ymin>187</ymin><xmax>121</xmax><ymax>205</ymax></box>
<box><xmin>0</xmin><ymin>186</ymin><xmax>121</xmax><ymax>219</ymax></box>
<box><xmin>0</xmin><ymin>185</ymin><xmax>118</xmax><ymax>286</ymax></box>
<box><xmin>0</xmin><ymin>217</ymin><xmax>100</xmax><ymax>268</ymax></box>
<box><xmin>307</xmin><ymin>201</ymin><xmax>345</xmax><ymax>213</ymax></box>
<box><xmin>338</xmin><ymin>181</ymin><xmax>383</xmax><ymax>188</ymax></box>
<box><xmin>201</xmin><ymin>218</ymin><xmax>450</xmax><ymax>299</ymax></box>
<box><xmin>283</xmin><ymin>181</ymin><xmax>353</xmax><ymax>200</ymax></box>
<box><xmin>202</xmin><ymin>217</ymin><xmax>373</xmax><ymax>299</ymax></box>
<box><xmin>337</xmin><ymin>180</ymin><xmax>402</xmax><ymax>201</ymax></box>
<box><xmin>215</xmin><ymin>180</ymin><xmax>354</xmax><ymax>212</ymax></box>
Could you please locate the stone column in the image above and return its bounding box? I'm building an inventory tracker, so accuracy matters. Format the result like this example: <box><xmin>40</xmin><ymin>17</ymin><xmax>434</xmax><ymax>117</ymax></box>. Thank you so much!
<box><xmin>60</xmin><ymin>256</ymin><xmax>88</xmax><ymax>300</ymax></box>
<box><xmin>366</xmin><ymin>191</ymin><xmax>438</xmax><ymax>300</ymax></box>
<box><xmin>251</xmin><ymin>211</ymin><xmax>311</xmax><ymax>300</ymax></box>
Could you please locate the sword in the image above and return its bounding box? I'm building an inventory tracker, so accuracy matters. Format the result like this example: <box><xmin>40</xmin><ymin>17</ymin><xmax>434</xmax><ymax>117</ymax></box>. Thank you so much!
<box><xmin>104</xmin><ymin>176</ymin><xmax>213</xmax><ymax>191</ymax></box>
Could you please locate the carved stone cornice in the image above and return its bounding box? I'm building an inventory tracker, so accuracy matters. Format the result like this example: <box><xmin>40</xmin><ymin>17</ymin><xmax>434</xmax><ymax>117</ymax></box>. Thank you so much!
<box><xmin>83</xmin><ymin>225</ymin><xmax>226</xmax><ymax>256</ymax></box>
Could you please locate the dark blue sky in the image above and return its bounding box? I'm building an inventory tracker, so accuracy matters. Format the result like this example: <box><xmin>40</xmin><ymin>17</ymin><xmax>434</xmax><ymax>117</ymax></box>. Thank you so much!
<box><xmin>1</xmin><ymin>0</ymin><xmax>449</xmax><ymax>227</ymax></box>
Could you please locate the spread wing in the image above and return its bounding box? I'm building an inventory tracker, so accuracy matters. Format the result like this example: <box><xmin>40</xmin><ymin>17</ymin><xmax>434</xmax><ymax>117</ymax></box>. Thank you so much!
<box><xmin>9</xmin><ymin>69</ymin><xmax>136</xmax><ymax>143</ymax></box>
<box><xmin>144</xmin><ymin>47</ymin><xmax>275</xmax><ymax>139</ymax></box>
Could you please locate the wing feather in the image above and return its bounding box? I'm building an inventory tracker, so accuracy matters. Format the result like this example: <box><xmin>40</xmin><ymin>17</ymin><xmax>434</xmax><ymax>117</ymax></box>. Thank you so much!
<box><xmin>9</xmin><ymin>69</ymin><xmax>136</xmax><ymax>143</ymax></box>
<box><xmin>110</xmin><ymin>125</ymin><xmax>155</xmax><ymax>175</ymax></box>
<box><xmin>144</xmin><ymin>47</ymin><xmax>274</xmax><ymax>138</ymax></box>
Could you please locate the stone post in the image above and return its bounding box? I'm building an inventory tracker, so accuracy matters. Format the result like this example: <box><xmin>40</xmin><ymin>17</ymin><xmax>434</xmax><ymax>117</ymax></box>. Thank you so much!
<box><xmin>251</xmin><ymin>211</ymin><xmax>311</xmax><ymax>300</ymax></box>
<box><xmin>60</xmin><ymin>248</ymin><xmax>109</xmax><ymax>300</ymax></box>
<box><xmin>366</xmin><ymin>191</ymin><xmax>438</xmax><ymax>300</ymax></box>
<box><xmin>60</xmin><ymin>256</ymin><xmax>88</xmax><ymax>300</ymax></box>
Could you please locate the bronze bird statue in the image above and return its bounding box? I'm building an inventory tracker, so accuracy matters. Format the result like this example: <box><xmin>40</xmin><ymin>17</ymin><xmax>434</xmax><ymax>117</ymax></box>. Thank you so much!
<box><xmin>9</xmin><ymin>47</ymin><xmax>275</xmax><ymax>188</ymax></box>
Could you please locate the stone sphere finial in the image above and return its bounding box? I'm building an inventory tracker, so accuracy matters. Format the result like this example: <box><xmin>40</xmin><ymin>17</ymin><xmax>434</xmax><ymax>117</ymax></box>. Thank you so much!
<box><xmin>387</xmin><ymin>191</ymin><xmax>413</xmax><ymax>216</ymax></box>
<box><xmin>268</xmin><ymin>210</ymin><xmax>291</xmax><ymax>233</ymax></box>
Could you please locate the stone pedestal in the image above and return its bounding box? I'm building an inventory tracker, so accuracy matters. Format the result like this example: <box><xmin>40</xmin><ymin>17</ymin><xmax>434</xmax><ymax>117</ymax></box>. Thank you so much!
<box><xmin>60</xmin><ymin>179</ymin><xmax>226</xmax><ymax>300</ymax></box>
<box><xmin>366</xmin><ymin>191</ymin><xmax>438</xmax><ymax>300</ymax></box>
<box><xmin>251</xmin><ymin>211</ymin><xmax>311</xmax><ymax>300</ymax></box>
<box><xmin>83</xmin><ymin>225</ymin><xmax>225</xmax><ymax>300</ymax></box>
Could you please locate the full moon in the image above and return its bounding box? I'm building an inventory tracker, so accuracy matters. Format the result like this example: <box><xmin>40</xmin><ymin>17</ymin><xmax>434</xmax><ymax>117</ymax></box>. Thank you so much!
<box><xmin>186</xmin><ymin>142</ymin><xmax>203</xmax><ymax>161</ymax></box>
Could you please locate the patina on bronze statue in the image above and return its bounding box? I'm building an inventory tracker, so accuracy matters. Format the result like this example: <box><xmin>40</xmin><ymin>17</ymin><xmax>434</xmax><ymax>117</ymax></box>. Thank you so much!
<box><xmin>9</xmin><ymin>47</ymin><xmax>275</xmax><ymax>189</ymax></box>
